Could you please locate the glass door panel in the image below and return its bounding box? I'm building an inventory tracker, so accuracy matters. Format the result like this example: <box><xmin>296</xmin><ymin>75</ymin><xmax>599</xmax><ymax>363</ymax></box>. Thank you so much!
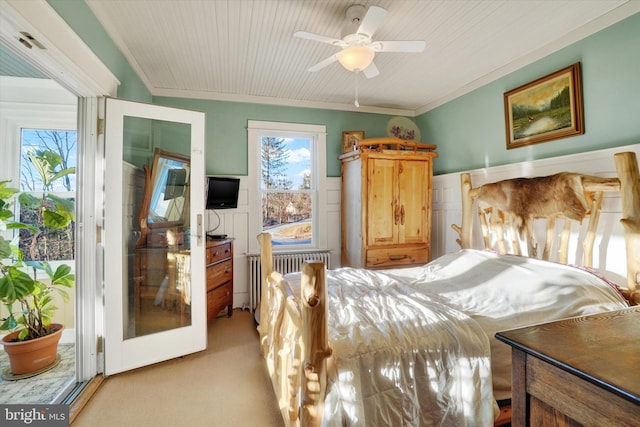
<box><xmin>126</xmin><ymin>125</ymin><xmax>192</xmax><ymax>339</ymax></box>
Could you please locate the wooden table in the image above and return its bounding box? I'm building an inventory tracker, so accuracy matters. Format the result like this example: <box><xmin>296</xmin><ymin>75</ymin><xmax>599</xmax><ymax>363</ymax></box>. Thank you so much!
<box><xmin>495</xmin><ymin>307</ymin><xmax>640</xmax><ymax>426</ymax></box>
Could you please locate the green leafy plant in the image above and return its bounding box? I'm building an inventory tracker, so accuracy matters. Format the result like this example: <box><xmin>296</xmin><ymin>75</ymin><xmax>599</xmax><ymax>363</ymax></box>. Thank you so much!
<box><xmin>0</xmin><ymin>150</ymin><xmax>75</xmax><ymax>341</ymax></box>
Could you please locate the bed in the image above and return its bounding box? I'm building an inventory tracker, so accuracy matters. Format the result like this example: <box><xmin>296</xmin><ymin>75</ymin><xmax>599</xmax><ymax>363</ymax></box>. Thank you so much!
<box><xmin>257</xmin><ymin>150</ymin><xmax>640</xmax><ymax>427</ymax></box>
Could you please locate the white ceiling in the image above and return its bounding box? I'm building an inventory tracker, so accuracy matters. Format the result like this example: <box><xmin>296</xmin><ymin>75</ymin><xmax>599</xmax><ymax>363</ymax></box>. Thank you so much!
<box><xmin>86</xmin><ymin>0</ymin><xmax>639</xmax><ymax>115</ymax></box>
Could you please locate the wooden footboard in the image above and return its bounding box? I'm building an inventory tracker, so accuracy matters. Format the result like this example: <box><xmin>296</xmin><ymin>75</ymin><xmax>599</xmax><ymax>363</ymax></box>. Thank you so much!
<box><xmin>258</xmin><ymin>233</ymin><xmax>331</xmax><ymax>427</ymax></box>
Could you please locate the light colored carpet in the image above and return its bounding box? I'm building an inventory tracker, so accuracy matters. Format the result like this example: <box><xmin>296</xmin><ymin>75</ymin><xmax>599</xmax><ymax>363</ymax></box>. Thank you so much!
<box><xmin>72</xmin><ymin>310</ymin><xmax>284</xmax><ymax>427</ymax></box>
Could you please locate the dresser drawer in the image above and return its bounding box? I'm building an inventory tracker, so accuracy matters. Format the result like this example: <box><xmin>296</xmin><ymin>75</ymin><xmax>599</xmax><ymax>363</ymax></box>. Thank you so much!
<box><xmin>206</xmin><ymin>239</ymin><xmax>234</xmax><ymax>319</ymax></box>
<box><xmin>206</xmin><ymin>259</ymin><xmax>233</xmax><ymax>290</ymax></box>
<box><xmin>366</xmin><ymin>245</ymin><xmax>430</xmax><ymax>268</ymax></box>
<box><xmin>206</xmin><ymin>242</ymin><xmax>232</xmax><ymax>264</ymax></box>
<box><xmin>207</xmin><ymin>281</ymin><xmax>232</xmax><ymax>318</ymax></box>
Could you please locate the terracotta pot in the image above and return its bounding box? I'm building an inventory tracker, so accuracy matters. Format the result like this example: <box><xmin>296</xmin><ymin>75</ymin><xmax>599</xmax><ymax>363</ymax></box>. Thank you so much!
<box><xmin>1</xmin><ymin>323</ymin><xmax>64</xmax><ymax>375</ymax></box>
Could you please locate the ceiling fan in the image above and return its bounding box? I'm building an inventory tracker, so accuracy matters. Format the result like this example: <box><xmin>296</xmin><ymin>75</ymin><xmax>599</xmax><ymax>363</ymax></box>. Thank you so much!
<box><xmin>294</xmin><ymin>5</ymin><xmax>426</xmax><ymax>79</ymax></box>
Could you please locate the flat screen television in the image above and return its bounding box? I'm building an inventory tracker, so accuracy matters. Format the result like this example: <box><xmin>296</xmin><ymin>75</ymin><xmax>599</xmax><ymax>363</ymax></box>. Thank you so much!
<box><xmin>206</xmin><ymin>176</ymin><xmax>240</xmax><ymax>209</ymax></box>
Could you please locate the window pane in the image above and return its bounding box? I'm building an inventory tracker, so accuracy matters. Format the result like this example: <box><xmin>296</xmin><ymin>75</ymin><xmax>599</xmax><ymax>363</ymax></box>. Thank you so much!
<box><xmin>261</xmin><ymin>136</ymin><xmax>312</xmax><ymax>246</ymax></box>
<box><xmin>19</xmin><ymin>198</ymin><xmax>75</xmax><ymax>261</ymax></box>
<box><xmin>20</xmin><ymin>129</ymin><xmax>77</xmax><ymax>192</ymax></box>
<box><xmin>262</xmin><ymin>192</ymin><xmax>311</xmax><ymax>245</ymax></box>
<box><xmin>19</xmin><ymin>129</ymin><xmax>77</xmax><ymax>262</ymax></box>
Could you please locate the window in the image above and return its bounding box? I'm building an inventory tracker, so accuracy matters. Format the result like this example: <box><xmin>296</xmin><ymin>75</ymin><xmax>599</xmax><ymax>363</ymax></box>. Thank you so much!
<box><xmin>248</xmin><ymin>121</ymin><xmax>326</xmax><ymax>249</ymax></box>
<box><xmin>19</xmin><ymin>128</ymin><xmax>76</xmax><ymax>261</ymax></box>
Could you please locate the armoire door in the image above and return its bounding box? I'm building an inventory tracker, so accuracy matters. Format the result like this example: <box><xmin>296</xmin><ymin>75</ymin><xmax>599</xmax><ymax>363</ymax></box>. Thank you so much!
<box><xmin>367</xmin><ymin>157</ymin><xmax>397</xmax><ymax>245</ymax></box>
<box><xmin>397</xmin><ymin>159</ymin><xmax>429</xmax><ymax>244</ymax></box>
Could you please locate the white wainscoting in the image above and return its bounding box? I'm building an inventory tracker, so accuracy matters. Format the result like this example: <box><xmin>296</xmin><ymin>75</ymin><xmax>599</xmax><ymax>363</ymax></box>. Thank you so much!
<box><xmin>431</xmin><ymin>143</ymin><xmax>640</xmax><ymax>284</ymax></box>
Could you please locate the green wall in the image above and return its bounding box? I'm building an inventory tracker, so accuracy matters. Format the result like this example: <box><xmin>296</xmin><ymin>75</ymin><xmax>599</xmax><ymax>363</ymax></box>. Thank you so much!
<box><xmin>417</xmin><ymin>12</ymin><xmax>640</xmax><ymax>174</ymax></box>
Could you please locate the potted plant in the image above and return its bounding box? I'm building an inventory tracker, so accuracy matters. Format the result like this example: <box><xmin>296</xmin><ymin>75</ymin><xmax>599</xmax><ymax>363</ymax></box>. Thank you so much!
<box><xmin>0</xmin><ymin>149</ymin><xmax>75</xmax><ymax>376</ymax></box>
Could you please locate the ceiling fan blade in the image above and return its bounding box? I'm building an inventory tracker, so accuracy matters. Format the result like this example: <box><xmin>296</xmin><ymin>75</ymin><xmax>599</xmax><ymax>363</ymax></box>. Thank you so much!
<box><xmin>308</xmin><ymin>54</ymin><xmax>339</xmax><ymax>72</ymax></box>
<box><xmin>294</xmin><ymin>31</ymin><xmax>346</xmax><ymax>47</ymax></box>
<box><xmin>362</xmin><ymin>62</ymin><xmax>379</xmax><ymax>79</ymax></box>
<box><xmin>357</xmin><ymin>6</ymin><xmax>387</xmax><ymax>38</ymax></box>
<box><xmin>371</xmin><ymin>40</ymin><xmax>426</xmax><ymax>53</ymax></box>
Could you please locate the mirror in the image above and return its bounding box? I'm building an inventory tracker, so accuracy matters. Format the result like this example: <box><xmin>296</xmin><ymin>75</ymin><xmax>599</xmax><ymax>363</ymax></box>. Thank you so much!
<box><xmin>137</xmin><ymin>148</ymin><xmax>190</xmax><ymax>247</ymax></box>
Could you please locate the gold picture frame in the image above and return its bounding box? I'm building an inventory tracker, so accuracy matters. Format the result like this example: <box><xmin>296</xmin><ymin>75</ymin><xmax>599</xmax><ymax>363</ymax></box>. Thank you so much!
<box><xmin>342</xmin><ymin>131</ymin><xmax>365</xmax><ymax>153</ymax></box>
<box><xmin>504</xmin><ymin>62</ymin><xmax>584</xmax><ymax>149</ymax></box>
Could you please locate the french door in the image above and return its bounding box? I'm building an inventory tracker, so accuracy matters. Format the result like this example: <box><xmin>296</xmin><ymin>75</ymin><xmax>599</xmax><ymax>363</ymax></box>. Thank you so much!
<box><xmin>103</xmin><ymin>98</ymin><xmax>206</xmax><ymax>375</ymax></box>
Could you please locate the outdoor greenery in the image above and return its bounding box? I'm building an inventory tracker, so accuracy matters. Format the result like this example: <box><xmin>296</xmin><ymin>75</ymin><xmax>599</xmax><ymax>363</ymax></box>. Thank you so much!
<box><xmin>0</xmin><ymin>150</ymin><xmax>75</xmax><ymax>341</ymax></box>
<box><xmin>19</xmin><ymin>130</ymin><xmax>76</xmax><ymax>261</ymax></box>
<box><xmin>21</xmin><ymin>130</ymin><xmax>75</xmax><ymax>192</ymax></box>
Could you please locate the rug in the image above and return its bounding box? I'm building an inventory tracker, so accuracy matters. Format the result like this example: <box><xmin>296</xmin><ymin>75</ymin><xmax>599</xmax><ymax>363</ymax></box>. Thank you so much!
<box><xmin>0</xmin><ymin>343</ymin><xmax>75</xmax><ymax>404</ymax></box>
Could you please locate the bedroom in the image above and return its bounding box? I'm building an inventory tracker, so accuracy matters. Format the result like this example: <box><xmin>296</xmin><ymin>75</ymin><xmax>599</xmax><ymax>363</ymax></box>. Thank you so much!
<box><xmin>0</xmin><ymin>0</ymin><xmax>639</xmax><ymax>425</ymax></box>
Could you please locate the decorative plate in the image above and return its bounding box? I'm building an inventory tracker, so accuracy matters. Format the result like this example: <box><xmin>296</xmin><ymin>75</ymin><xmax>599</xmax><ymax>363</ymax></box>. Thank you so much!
<box><xmin>387</xmin><ymin>116</ymin><xmax>421</xmax><ymax>141</ymax></box>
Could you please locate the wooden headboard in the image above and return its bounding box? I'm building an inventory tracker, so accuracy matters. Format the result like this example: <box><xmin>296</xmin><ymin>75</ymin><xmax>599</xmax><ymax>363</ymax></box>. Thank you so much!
<box><xmin>452</xmin><ymin>151</ymin><xmax>640</xmax><ymax>305</ymax></box>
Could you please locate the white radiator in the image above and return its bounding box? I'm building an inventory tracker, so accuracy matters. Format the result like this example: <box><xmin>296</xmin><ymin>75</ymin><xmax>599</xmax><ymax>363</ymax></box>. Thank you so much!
<box><xmin>247</xmin><ymin>250</ymin><xmax>331</xmax><ymax>311</ymax></box>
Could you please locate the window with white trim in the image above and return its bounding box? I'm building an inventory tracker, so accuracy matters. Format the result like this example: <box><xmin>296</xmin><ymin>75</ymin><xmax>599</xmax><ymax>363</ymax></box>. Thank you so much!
<box><xmin>248</xmin><ymin>121</ymin><xmax>326</xmax><ymax>250</ymax></box>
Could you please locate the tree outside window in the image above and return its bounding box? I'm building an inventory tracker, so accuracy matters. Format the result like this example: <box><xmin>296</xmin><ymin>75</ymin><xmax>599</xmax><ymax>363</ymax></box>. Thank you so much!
<box><xmin>19</xmin><ymin>129</ymin><xmax>76</xmax><ymax>261</ymax></box>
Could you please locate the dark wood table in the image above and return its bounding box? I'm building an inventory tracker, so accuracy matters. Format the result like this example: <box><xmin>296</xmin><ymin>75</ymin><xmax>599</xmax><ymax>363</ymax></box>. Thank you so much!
<box><xmin>496</xmin><ymin>307</ymin><xmax>640</xmax><ymax>426</ymax></box>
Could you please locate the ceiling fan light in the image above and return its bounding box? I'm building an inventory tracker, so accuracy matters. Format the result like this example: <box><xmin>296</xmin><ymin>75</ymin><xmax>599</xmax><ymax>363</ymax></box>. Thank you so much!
<box><xmin>337</xmin><ymin>45</ymin><xmax>374</xmax><ymax>71</ymax></box>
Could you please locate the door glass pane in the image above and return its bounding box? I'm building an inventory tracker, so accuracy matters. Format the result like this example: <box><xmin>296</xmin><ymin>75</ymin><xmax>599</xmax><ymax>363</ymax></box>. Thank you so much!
<box><xmin>123</xmin><ymin>117</ymin><xmax>192</xmax><ymax>339</ymax></box>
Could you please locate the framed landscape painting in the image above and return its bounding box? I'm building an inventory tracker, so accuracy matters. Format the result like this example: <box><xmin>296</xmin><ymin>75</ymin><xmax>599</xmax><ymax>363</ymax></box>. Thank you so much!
<box><xmin>504</xmin><ymin>62</ymin><xmax>584</xmax><ymax>149</ymax></box>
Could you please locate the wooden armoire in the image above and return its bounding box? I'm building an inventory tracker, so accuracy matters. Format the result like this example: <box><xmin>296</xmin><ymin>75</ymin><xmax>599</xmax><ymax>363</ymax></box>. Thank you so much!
<box><xmin>339</xmin><ymin>137</ymin><xmax>438</xmax><ymax>269</ymax></box>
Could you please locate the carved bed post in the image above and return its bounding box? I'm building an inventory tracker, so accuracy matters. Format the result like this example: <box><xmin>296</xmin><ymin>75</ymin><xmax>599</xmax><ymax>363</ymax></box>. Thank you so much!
<box><xmin>300</xmin><ymin>261</ymin><xmax>332</xmax><ymax>427</ymax></box>
<box><xmin>453</xmin><ymin>172</ymin><xmax>475</xmax><ymax>248</ymax></box>
<box><xmin>614</xmin><ymin>151</ymin><xmax>640</xmax><ymax>303</ymax></box>
<box><xmin>257</xmin><ymin>232</ymin><xmax>274</xmax><ymax>354</ymax></box>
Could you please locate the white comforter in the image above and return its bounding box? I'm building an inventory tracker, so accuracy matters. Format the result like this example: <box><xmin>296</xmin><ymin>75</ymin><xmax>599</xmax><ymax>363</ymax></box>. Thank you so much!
<box><xmin>285</xmin><ymin>249</ymin><xmax>628</xmax><ymax>426</ymax></box>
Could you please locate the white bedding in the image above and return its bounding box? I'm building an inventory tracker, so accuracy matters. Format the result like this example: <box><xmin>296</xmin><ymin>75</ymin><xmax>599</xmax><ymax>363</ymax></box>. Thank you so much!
<box><xmin>284</xmin><ymin>249</ymin><xmax>628</xmax><ymax>426</ymax></box>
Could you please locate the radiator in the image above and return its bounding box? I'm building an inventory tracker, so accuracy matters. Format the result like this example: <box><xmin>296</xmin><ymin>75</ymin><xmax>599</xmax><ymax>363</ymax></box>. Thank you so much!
<box><xmin>247</xmin><ymin>250</ymin><xmax>331</xmax><ymax>311</ymax></box>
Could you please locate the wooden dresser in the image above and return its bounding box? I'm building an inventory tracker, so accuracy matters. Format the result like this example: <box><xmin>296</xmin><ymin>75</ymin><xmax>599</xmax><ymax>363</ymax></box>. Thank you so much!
<box><xmin>134</xmin><ymin>243</ymin><xmax>189</xmax><ymax>316</ymax></box>
<box><xmin>206</xmin><ymin>238</ymin><xmax>234</xmax><ymax>320</ymax></box>
<box><xmin>339</xmin><ymin>138</ymin><xmax>438</xmax><ymax>268</ymax></box>
<box><xmin>496</xmin><ymin>307</ymin><xmax>640</xmax><ymax>427</ymax></box>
